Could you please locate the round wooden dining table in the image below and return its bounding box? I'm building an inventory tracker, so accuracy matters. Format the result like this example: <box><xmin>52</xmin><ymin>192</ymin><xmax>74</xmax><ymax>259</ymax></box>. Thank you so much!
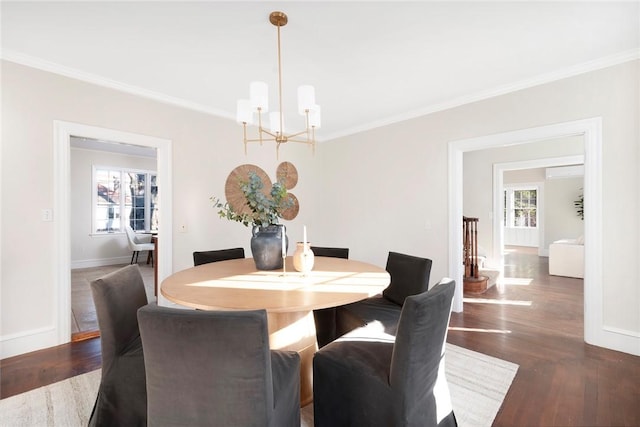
<box><xmin>161</xmin><ymin>256</ymin><xmax>390</xmax><ymax>406</ymax></box>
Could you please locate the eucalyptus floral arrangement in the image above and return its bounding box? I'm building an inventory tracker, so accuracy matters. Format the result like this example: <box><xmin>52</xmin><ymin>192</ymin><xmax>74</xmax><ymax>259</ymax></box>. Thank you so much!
<box><xmin>212</xmin><ymin>172</ymin><xmax>292</xmax><ymax>227</ymax></box>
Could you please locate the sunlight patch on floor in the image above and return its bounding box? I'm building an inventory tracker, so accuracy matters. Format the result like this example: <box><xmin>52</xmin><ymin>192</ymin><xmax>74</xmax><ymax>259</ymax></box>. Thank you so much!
<box><xmin>463</xmin><ymin>298</ymin><xmax>532</xmax><ymax>306</ymax></box>
<box><xmin>448</xmin><ymin>326</ymin><xmax>512</xmax><ymax>334</ymax></box>
<box><xmin>501</xmin><ymin>277</ymin><xmax>533</xmax><ymax>286</ymax></box>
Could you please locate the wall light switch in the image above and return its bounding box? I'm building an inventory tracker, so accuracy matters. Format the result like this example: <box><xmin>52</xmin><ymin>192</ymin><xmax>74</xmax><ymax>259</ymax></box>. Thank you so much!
<box><xmin>42</xmin><ymin>209</ymin><xmax>53</xmax><ymax>222</ymax></box>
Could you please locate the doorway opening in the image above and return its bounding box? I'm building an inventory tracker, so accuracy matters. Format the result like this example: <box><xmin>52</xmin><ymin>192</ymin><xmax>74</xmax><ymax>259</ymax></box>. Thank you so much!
<box><xmin>448</xmin><ymin>117</ymin><xmax>603</xmax><ymax>348</ymax></box>
<box><xmin>69</xmin><ymin>136</ymin><xmax>159</xmax><ymax>341</ymax></box>
<box><xmin>54</xmin><ymin>121</ymin><xmax>172</xmax><ymax>345</ymax></box>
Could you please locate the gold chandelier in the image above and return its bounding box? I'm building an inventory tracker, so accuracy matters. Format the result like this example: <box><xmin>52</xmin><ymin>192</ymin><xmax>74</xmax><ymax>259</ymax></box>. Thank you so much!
<box><xmin>236</xmin><ymin>11</ymin><xmax>321</xmax><ymax>158</ymax></box>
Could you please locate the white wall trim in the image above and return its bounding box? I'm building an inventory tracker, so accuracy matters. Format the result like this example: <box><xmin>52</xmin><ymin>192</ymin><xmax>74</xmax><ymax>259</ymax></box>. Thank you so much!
<box><xmin>450</xmin><ymin>117</ymin><xmax>638</xmax><ymax>356</ymax></box>
<box><xmin>71</xmin><ymin>256</ymin><xmax>133</xmax><ymax>270</ymax></box>
<box><xmin>493</xmin><ymin>156</ymin><xmax>584</xmax><ymax>264</ymax></box>
<box><xmin>448</xmin><ymin>144</ymin><xmax>464</xmax><ymax>312</ymax></box>
<box><xmin>4</xmin><ymin>48</ymin><xmax>639</xmax><ymax>144</ymax></box>
<box><xmin>0</xmin><ymin>325</ymin><xmax>58</xmax><ymax>359</ymax></box>
<box><xmin>0</xmin><ymin>120</ymin><xmax>175</xmax><ymax>359</ymax></box>
<box><xmin>322</xmin><ymin>49</ymin><xmax>640</xmax><ymax>141</ymax></box>
<box><xmin>602</xmin><ymin>326</ymin><xmax>640</xmax><ymax>339</ymax></box>
<box><xmin>1</xmin><ymin>50</ymin><xmax>234</xmax><ymax>122</ymax></box>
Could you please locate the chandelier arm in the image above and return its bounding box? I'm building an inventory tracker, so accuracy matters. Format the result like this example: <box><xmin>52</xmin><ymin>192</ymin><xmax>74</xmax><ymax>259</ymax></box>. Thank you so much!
<box><xmin>284</xmin><ymin>129</ymin><xmax>310</xmax><ymax>140</ymax></box>
<box><xmin>260</xmin><ymin>129</ymin><xmax>278</xmax><ymax>139</ymax></box>
<box><xmin>245</xmin><ymin>137</ymin><xmax>275</xmax><ymax>144</ymax></box>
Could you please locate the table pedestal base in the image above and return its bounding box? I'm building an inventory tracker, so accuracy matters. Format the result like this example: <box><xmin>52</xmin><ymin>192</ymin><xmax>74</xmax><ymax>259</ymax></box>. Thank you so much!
<box><xmin>268</xmin><ymin>311</ymin><xmax>318</xmax><ymax>406</ymax></box>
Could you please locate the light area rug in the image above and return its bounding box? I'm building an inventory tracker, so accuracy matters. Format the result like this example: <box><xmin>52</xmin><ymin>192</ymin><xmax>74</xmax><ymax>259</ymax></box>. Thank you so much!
<box><xmin>0</xmin><ymin>343</ymin><xmax>517</xmax><ymax>427</ymax></box>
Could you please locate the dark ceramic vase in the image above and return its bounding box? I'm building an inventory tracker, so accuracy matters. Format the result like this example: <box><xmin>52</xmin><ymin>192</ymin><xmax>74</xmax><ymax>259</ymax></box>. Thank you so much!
<box><xmin>251</xmin><ymin>224</ymin><xmax>288</xmax><ymax>270</ymax></box>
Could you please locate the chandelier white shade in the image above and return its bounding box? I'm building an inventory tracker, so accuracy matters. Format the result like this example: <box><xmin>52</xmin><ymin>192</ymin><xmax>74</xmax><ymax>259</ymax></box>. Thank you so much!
<box><xmin>236</xmin><ymin>11</ymin><xmax>321</xmax><ymax>157</ymax></box>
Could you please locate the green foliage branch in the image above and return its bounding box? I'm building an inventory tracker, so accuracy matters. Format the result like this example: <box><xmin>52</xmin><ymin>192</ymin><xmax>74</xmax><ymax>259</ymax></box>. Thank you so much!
<box><xmin>574</xmin><ymin>191</ymin><xmax>584</xmax><ymax>221</ymax></box>
<box><xmin>211</xmin><ymin>172</ymin><xmax>292</xmax><ymax>227</ymax></box>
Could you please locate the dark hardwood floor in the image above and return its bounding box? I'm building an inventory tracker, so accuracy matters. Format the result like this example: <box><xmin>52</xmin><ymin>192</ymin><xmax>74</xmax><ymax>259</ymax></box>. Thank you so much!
<box><xmin>448</xmin><ymin>246</ymin><xmax>640</xmax><ymax>426</ymax></box>
<box><xmin>2</xmin><ymin>246</ymin><xmax>639</xmax><ymax>426</ymax></box>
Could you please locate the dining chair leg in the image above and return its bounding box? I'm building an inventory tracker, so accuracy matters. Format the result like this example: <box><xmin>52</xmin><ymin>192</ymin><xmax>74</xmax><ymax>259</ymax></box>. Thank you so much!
<box><xmin>130</xmin><ymin>252</ymin><xmax>136</xmax><ymax>265</ymax></box>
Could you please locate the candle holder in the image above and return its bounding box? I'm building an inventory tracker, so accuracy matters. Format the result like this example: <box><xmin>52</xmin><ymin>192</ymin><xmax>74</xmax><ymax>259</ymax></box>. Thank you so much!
<box><xmin>281</xmin><ymin>254</ymin><xmax>287</xmax><ymax>277</ymax></box>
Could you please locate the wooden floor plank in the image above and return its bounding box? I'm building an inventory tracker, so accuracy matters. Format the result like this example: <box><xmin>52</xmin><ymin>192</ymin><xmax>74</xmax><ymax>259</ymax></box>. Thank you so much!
<box><xmin>0</xmin><ymin>338</ymin><xmax>101</xmax><ymax>399</ymax></box>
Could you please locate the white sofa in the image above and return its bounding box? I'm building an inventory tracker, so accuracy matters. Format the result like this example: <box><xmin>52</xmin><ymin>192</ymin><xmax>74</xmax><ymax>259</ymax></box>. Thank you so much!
<box><xmin>549</xmin><ymin>237</ymin><xmax>584</xmax><ymax>279</ymax></box>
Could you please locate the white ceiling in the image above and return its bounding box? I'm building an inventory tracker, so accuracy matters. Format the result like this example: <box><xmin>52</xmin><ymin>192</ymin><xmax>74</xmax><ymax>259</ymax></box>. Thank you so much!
<box><xmin>2</xmin><ymin>1</ymin><xmax>639</xmax><ymax>141</ymax></box>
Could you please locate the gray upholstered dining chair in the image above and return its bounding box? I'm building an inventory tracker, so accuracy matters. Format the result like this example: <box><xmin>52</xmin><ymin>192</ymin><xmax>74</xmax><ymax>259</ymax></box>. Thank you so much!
<box><xmin>89</xmin><ymin>264</ymin><xmax>148</xmax><ymax>427</ymax></box>
<box><xmin>137</xmin><ymin>304</ymin><xmax>301</xmax><ymax>427</ymax></box>
<box><xmin>310</xmin><ymin>246</ymin><xmax>350</xmax><ymax>259</ymax></box>
<box><xmin>310</xmin><ymin>246</ymin><xmax>350</xmax><ymax>348</ymax></box>
<box><xmin>313</xmin><ymin>278</ymin><xmax>458</xmax><ymax>427</ymax></box>
<box><xmin>336</xmin><ymin>251</ymin><xmax>432</xmax><ymax>337</ymax></box>
<box><xmin>193</xmin><ymin>247</ymin><xmax>245</xmax><ymax>266</ymax></box>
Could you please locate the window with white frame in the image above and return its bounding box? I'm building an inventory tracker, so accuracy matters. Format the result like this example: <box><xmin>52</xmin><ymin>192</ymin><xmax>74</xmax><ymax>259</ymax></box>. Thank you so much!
<box><xmin>93</xmin><ymin>166</ymin><xmax>158</xmax><ymax>233</ymax></box>
<box><xmin>504</xmin><ymin>186</ymin><xmax>537</xmax><ymax>228</ymax></box>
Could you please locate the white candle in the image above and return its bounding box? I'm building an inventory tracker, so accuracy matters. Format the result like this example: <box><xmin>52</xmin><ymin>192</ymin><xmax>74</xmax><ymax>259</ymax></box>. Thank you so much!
<box><xmin>303</xmin><ymin>225</ymin><xmax>307</xmax><ymax>248</ymax></box>
<box><xmin>282</xmin><ymin>225</ymin><xmax>286</xmax><ymax>258</ymax></box>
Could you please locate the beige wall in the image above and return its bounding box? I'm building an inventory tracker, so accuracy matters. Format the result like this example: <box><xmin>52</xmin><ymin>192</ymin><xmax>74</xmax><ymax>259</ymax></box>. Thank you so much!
<box><xmin>1</xmin><ymin>60</ymin><xmax>320</xmax><ymax>357</ymax></box>
<box><xmin>317</xmin><ymin>60</ymin><xmax>639</xmax><ymax>351</ymax></box>
<box><xmin>1</xmin><ymin>58</ymin><xmax>638</xmax><ymax>358</ymax></box>
<box><xmin>544</xmin><ymin>176</ymin><xmax>584</xmax><ymax>246</ymax></box>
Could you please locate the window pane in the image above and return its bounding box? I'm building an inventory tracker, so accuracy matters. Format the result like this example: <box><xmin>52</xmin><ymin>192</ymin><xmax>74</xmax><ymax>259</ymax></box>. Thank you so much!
<box><xmin>507</xmin><ymin>188</ymin><xmax>537</xmax><ymax>228</ymax></box>
<box><xmin>96</xmin><ymin>170</ymin><xmax>121</xmax><ymax>232</ymax></box>
<box><xmin>94</xmin><ymin>168</ymin><xmax>158</xmax><ymax>234</ymax></box>
<box><xmin>126</xmin><ymin>173</ymin><xmax>146</xmax><ymax>231</ymax></box>
<box><xmin>150</xmin><ymin>174</ymin><xmax>159</xmax><ymax>231</ymax></box>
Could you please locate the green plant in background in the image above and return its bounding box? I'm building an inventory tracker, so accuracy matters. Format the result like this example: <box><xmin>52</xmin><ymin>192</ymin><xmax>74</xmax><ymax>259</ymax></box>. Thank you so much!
<box><xmin>574</xmin><ymin>190</ymin><xmax>584</xmax><ymax>220</ymax></box>
<box><xmin>212</xmin><ymin>172</ymin><xmax>292</xmax><ymax>227</ymax></box>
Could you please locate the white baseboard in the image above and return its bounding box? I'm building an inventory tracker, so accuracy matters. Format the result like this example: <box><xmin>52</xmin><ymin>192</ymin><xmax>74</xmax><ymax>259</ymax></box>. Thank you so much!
<box><xmin>589</xmin><ymin>326</ymin><xmax>640</xmax><ymax>357</ymax></box>
<box><xmin>0</xmin><ymin>325</ymin><xmax>61</xmax><ymax>359</ymax></box>
<box><xmin>71</xmin><ymin>256</ymin><xmax>131</xmax><ymax>269</ymax></box>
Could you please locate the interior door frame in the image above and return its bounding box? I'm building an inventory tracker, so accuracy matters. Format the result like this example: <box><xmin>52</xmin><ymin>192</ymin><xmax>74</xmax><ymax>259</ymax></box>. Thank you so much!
<box><xmin>54</xmin><ymin>120</ymin><xmax>172</xmax><ymax>343</ymax></box>
<box><xmin>448</xmin><ymin>117</ymin><xmax>603</xmax><ymax>345</ymax></box>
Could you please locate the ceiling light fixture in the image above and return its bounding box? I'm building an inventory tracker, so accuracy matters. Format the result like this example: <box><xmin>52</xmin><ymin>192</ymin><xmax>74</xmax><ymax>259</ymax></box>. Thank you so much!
<box><xmin>236</xmin><ymin>11</ymin><xmax>321</xmax><ymax>158</ymax></box>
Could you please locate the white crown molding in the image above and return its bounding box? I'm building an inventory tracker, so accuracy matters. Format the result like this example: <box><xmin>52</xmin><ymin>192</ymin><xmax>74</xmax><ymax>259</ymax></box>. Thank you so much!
<box><xmin>2</xmin><ymin>47</ymin><xmax>638</xmax><ymax>143</ymax></box>
<box><xmin>322</xmin><ymin>48</ymin><xmax>640</xmax><ymax>142</ymax></box>
<box><xmin>0</xmin><ymin>49</ymin><xmax>235</xmax><ymax>121</ymax></box>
